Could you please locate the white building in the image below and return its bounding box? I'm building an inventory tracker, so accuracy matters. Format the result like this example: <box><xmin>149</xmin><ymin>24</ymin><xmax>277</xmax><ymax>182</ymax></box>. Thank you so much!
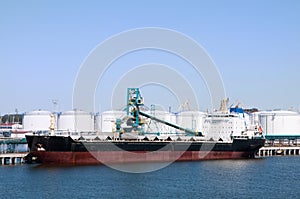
<box><xmin>203</xmin><ymin>113</ymin><xmax>247</xmax><ymax>142</ymax></box>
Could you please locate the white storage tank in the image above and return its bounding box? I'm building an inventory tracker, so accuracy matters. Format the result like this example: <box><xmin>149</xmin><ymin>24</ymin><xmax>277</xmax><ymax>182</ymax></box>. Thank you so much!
<box><xmin>23</xmin><ymin>110</ymin><xmax>55</xmax><ymax>131</ymax></box>
<box><xmin>176</xmin><ymin>111</ymin><xmax>207</xmax><ymax>133</ymax></box>
<box><xmin>96</xmin><ymin>111</ymin><xmax>126</xmax><ymax>133</ymax></box>
<box><xmin>258</xmin><ymin>110</ymin><xmax>300</xmax><ymax>136</ymax></box>
<box><xmin>58</xmin><ymin>110</ymin><xmax>94</xmax><ymax>133</ymax></box>
<box><xmin>143</xmin><ymin>110</ymin><xmax>177</xmax><ymax>134</ymax></box>
<box><xmin>250</xmin><ymin>111</ymin><xmax>260</xmax><ymax>125</ymax></box>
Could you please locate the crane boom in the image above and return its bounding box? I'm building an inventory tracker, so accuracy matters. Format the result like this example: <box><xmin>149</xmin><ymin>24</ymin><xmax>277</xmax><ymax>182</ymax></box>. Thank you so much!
<box><xmin>139</xmin><ymin>111</ymin><xmax>202</xmax><ymax>136</ymax></box>
<box><xmin>125</xmin><ymin>88</ymin><xmax>202</xmax><ymax>136</ymax></box>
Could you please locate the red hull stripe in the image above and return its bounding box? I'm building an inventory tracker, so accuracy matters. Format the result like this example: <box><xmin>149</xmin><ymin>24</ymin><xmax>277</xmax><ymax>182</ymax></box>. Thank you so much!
<box><xmin>32</xmin><ymin>151</ymin><xmax>253</xmax><ymax>165</ymax></box>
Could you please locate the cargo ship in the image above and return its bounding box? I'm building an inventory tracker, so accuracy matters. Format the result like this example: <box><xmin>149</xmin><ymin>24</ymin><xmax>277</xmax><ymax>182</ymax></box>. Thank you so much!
<box><xmin>25</xmin><ymin>88</ymin><xmax>265</xmax><ymax>165</ymax></box>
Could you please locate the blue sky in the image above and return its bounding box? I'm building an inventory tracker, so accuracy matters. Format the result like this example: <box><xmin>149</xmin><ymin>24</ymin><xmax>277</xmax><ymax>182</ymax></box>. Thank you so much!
<box><xmin>1</xmin><ymin>0</ymin><xmax>300</xmax><ymax>114</ymax></box>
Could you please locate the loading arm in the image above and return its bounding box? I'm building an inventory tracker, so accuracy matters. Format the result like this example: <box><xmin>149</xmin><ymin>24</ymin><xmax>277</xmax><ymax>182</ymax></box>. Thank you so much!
<box><xmin>139</xmin><ymin>111</ymin><xmax>202</xmax><ymax>136</ymax></box>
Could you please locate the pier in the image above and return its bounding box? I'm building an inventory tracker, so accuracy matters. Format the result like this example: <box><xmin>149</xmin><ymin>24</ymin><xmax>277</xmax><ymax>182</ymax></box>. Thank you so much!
<box><xmin>0</xmin><ymin>153</ymin><xmax>28</xmax><ymax>165</ymax></box>
<box><xmin>258</xmin><ymin>146</ymin><xmax>300</xmax><ymax>157</ymax></box>
<box><xmin>258</xmin><ymin>136</ymin><xmax>300</xmax><ymax>157</ymax></box>
<box><xmin>0</xmin><ymin>138</ymin><xmax>29</xmax><ymax>165</ymax></box>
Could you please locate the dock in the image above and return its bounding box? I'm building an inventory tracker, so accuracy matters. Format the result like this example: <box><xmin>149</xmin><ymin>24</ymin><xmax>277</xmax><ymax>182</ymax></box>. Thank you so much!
<box><xmin>0</xmin><ymin>153</ymin><xmax>28</xmax><ymax>165</ymax></box>
<box><xmin>0</xmin><ymin>138</ymin><xmax>29</xmax><ymax>165</ymax></box>
<box><xmin>258</xmin><ymin>146</ymin><xmax>300</xmax><ymax>157</ymax></box>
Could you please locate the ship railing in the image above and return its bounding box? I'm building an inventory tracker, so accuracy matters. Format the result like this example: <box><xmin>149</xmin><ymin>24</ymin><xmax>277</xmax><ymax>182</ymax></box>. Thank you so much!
<box><xmin>232</xmin><ymin>134</ymin><xmax>264</xmax><ymax>140</ymax></box>
<box><xmin>78</xmin><ymin>135</ymin><xmax>207</xmax><ymax>142</ymax></box>
<box><xmin>232</xmin><ymin>135</ymin><xmax>250</xmax><ymax>140</ymax></box>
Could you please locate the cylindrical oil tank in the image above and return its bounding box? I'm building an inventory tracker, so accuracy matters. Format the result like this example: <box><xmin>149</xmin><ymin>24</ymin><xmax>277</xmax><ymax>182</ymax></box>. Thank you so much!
<box><xmin>23</xmin><ymin>110</ymin><xmax>55</xmax><ymax>131</ymax></box>
<box><xmin>58</xmin><ymin>110</ymin><xmax>94</xmax><ymax>133</ymax></box>
<box><xmin>95</xmin><ymin>111</ymin><xmax>126</xmax><ymax>133</ymax></box>
<box><xmin>143</xmin><ymin>110</ymin><xmax>177</xmax><ymax>134</ymax></box>
<box><xmin>250</xmin><ymin>111</ymin><xmax>260</xmax><ymax>125</ymax></box>
<box><xmin>176</xmin><ymin>111</ymin><xmax>207</xmax><ymax>133</ymax></box>
<box><xmin>258</xmin><ymin>110</ymin><xmax>300</xmax><ymax>136</ymax></box>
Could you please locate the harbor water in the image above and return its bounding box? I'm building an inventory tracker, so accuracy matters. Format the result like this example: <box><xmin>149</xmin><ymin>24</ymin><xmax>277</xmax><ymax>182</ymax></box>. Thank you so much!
<box><xmin>0</xmin><ymin>156</ymin><xmax>299</xmax><ymax>198</ymax></box>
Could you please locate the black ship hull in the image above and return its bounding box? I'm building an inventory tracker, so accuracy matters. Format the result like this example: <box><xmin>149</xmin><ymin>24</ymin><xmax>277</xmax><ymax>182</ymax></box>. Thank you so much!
<box><xmin>26</xmin><ymin>135</ymin><xmax>265</xmax><ymax>164</ymax></box>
